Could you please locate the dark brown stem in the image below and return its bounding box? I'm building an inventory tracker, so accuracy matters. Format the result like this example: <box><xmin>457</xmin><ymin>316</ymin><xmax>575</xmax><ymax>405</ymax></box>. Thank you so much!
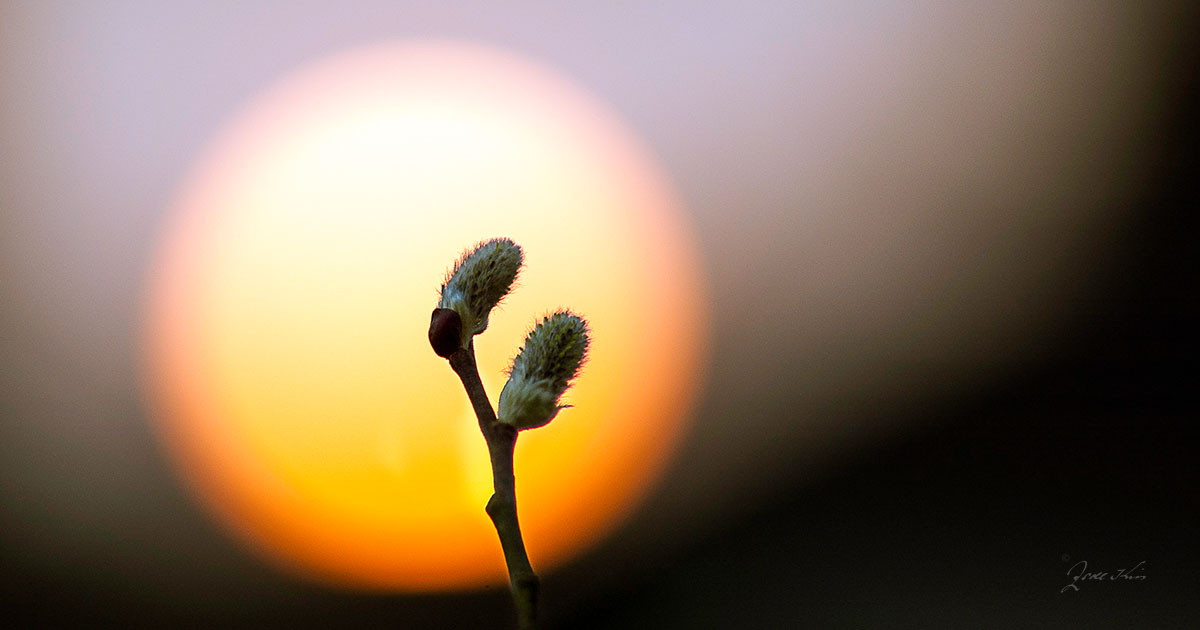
<box><xmin>448</xmin><ymin>346</ymin><xmax>539</xmax><ymax>630</ymax></box>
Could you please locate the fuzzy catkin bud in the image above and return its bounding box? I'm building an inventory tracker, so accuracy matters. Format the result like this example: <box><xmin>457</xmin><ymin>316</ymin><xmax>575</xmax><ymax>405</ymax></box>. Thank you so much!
<box><xmin>435</xmin><ymin>238</ymin><xmax>523</xmax><ymax>350</ymax></box>
<box><xmin>497</xmin><ymin>310</ymin><xmax>590</xmax><ymax>430</ymax></box>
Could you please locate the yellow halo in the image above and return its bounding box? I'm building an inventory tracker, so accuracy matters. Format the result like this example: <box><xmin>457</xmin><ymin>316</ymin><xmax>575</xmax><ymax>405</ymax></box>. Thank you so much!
<box><xmin>143</xmin><ymin>40</ymin><xmax>708</xmax><ymax>591</ymax></box>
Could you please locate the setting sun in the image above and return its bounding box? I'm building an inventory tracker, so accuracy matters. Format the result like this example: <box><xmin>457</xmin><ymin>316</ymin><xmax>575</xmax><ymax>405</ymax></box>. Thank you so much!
<box><xmin>143</xmin><ymin>41</ymin><xmax>707</xmax><ymax>590</ymax></box>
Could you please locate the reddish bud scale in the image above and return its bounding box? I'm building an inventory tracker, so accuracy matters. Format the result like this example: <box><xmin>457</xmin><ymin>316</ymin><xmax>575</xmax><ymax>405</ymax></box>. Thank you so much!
<box><xmin>428</xmin><ymin>308</ymin><xmax>463</xmax><ymax>358</ymax></box>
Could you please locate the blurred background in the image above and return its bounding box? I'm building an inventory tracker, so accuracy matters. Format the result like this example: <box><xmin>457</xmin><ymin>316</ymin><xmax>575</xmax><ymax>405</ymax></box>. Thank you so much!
<box><xmin>1</xmin><ymin>1</ymin><xmax>1196</xmax><ymax>627</ymax></box>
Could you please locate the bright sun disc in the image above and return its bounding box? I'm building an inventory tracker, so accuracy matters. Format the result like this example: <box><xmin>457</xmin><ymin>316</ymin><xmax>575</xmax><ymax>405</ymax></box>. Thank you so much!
<box><xmin>143</xmin><ymin>41</ymin><xmax>707</xmax><ymax>591</ymax></box>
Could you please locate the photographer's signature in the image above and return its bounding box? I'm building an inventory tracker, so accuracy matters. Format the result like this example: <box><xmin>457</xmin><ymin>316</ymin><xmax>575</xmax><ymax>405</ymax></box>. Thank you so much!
<box><xmin>1060</xmin><ymin>556</ymin><xmax>1147</xmax><ymax>593</ymax></box>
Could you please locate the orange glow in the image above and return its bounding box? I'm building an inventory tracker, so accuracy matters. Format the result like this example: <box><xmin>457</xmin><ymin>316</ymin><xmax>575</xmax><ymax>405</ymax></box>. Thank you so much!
<box><xmin>142</xmin><ymin>41</ymin><xmax>707</xmax><ymax>590</ymax></box>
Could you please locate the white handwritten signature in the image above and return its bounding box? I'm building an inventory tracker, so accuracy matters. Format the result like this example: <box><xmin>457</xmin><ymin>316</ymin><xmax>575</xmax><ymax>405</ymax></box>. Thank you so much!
<box><xmin>1061</xmin><ymin>559</ymin><xmax>1147</xmax><ymax>593</ymax></box>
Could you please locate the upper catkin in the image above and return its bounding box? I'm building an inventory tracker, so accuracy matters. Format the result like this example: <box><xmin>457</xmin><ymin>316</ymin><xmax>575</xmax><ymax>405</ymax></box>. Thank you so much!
<box><xmin>437</xmin><ymin>238</ymin><xmax>523</xmax><ymax>348</ymax></box>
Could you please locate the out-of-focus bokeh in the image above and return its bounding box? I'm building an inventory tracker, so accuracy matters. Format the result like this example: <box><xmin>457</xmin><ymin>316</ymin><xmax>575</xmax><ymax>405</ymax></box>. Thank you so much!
<box><xmin>141</xmin><ymin>41</ymin><xmax>709</xmax><ymax>591</ymax></box>
<box><xmin>2</xmin><ymin>2</ymin><xmax>1196</xmax><ymax>627</ymax></box>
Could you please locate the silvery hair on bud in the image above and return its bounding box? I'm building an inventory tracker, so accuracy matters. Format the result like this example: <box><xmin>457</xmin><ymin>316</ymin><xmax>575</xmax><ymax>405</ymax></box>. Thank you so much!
<box><xmin>497</xmin><ymin>310</ymin><xmax>590</xmax><ymax>430</ymax></box>
<box><xmin>438</xmin><ymin>238</ymin><xmax>523</xmax><ymax>346</ymax></box>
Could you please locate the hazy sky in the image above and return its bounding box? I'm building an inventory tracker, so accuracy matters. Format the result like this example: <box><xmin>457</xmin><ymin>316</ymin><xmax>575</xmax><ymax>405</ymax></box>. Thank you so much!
<box><xmin>2</xmin><ymin>2</ymin><xmax>1194</xmax><ymax>627</ymax></box>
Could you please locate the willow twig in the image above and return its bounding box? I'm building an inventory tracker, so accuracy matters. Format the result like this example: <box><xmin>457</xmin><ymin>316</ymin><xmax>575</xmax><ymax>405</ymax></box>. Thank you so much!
<box><xmin>448</xmin><ymin>345</ymin><xmax>539</xmax><ymax>630</ymax></box>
